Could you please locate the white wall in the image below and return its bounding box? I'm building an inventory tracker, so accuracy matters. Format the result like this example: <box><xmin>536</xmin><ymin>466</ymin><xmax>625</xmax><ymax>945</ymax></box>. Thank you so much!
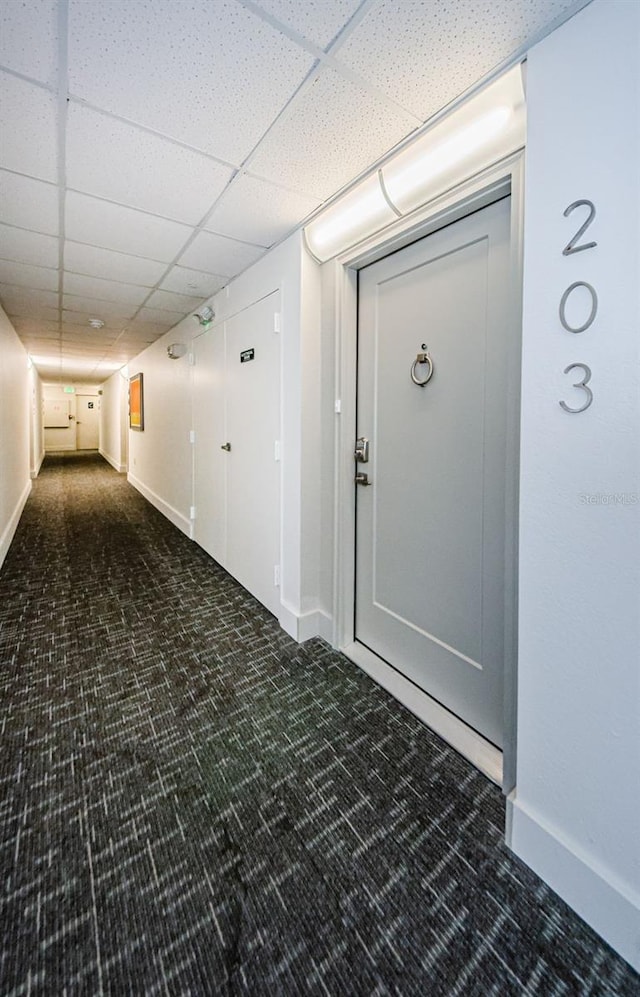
<box><xmin>42</xmin><ymin>382</ymin><xmax>100</xmax><ymax>451</ymax></box>
<box><xmin>0</xmin><ymin>306</ymin><xmax>31</xmax><ymax>568</ymax></box>
<box><xmin>100</xmin><ymin>369</ymin><xmax>128</xmax><ymax>472</ymax></box>
<box><xmin>29</xmin><ymin>363</ymin><xmax>44</xmax><ymax>478</ymax></box>
<box><xmin>511</xmin><ymin>0</ymin><xmax>640</xmax><ymax>970</ymax></box>
<box><xmin>125</xmin><ymin>230</ymin><xmax>325</xmax><ymax>639</ymax></box>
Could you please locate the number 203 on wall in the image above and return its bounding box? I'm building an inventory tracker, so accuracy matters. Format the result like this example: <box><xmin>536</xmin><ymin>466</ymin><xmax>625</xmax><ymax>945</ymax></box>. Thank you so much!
<box><xmin>559</xmin><ymin>199</ymin><xmax>597</xmax><ymax>414</ymax></box>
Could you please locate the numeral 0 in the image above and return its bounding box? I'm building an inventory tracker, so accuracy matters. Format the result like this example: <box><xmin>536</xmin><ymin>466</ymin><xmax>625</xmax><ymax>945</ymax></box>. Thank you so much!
<box><xmin>559</xmin><ymin>281</ymin><xmax>598</xmax><ymax>333</ymax></box>
<box><xmin>559</xmin><ymin>199</ymin><xmax>597</xmax><ymax>414</ymax></box>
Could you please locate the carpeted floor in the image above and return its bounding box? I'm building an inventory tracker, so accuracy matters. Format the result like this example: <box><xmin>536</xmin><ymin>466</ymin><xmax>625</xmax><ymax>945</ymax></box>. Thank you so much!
<box><xmin>0</xmin><ymin>452</ymin><xmax>637</xmax><ymax>996</ymax></box>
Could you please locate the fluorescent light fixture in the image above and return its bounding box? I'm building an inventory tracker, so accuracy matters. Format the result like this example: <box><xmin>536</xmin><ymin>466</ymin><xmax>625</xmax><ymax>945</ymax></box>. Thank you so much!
<box><xmin>304</xmin><ymin>64</ymin><xmax>525</xmax><ymax>262</ymax></box>
<box><xmin>305</xmin><ymin>173</ymin><xmax>398</xmax><ymax>262</ymax></box>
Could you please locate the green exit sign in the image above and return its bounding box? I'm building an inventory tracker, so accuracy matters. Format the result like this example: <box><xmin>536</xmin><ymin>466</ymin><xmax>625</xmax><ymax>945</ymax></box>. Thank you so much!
<box><xmin>63</xmin><ymin>386</ymin><xmax>75</xmax><ymax>394</ymax></box>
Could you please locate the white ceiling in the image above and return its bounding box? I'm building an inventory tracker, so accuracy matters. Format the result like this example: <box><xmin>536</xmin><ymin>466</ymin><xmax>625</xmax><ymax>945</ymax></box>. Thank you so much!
<box><xmin>0</xmin><ymin>0</ymin><xmax>588</xmax><ymax>384</ymax></box>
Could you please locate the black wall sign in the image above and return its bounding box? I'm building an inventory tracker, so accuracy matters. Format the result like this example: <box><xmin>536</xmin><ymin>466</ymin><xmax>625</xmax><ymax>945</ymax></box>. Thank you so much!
<box><xmin>240</xmin><ymin>348</ymin><xmax>255</xmax><ymax>363</ymax></box>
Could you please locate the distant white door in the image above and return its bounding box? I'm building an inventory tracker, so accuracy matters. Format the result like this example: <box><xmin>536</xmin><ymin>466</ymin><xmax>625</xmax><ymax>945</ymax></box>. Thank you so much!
<box><xmin>355</xmin><ymin>197</ymin><xmax>514</xmax><ymax>748</ymax></box>
<box><xmin>193</xmin><ymin>292</ymin><xmax>281</xmax><ymax>616</ymax></box>
<box><xmin>76</xmin><ymin>395</ymin><xmax>99</xmax><ymax>449</ymax></box>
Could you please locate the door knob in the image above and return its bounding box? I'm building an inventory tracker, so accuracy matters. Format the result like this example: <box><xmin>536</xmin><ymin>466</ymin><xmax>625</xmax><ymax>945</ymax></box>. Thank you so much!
<box><xmin>355</xmin><ymin>472</ymin><xmax>371</xmax><ymax>486</ymax></box>
<box><xmin>221</xmin><ymin>442</ymin><xmax>231</xmax><ymax>451</ymax></box>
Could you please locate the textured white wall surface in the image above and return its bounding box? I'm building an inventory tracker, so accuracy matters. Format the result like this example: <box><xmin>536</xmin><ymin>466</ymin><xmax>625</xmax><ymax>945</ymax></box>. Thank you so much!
<box><xmin>513</xmin><ymin>0</ymin><xmax>640</xmax><ymax>970</ymax></box>
<box><xmin>0</xmin><ymin>306</ymin><xmax>30</xmax><ymax>567</ymax></box>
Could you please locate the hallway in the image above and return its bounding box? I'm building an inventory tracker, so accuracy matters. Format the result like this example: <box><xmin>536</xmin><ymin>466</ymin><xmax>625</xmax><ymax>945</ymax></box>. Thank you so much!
<box><xmin>0</xmin><ymin>455</ymin><xmax>636</xmax><ymax>995</ymax></box>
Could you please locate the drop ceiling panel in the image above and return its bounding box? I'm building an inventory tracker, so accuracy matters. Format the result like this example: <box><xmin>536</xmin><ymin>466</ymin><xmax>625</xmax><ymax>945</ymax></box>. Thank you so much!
<box><xmin>206</xmin><ymin>174</ymin><xmax>320</xmax><ymax>247</ymax></box>
<box><xmin>252</xmin><ymin>0</ymin><xmax>363</xmax><ymax>48</ymax></box>
<box><xmin>62</xmin><ymin>310</ymin><xmax>127</xmax><ymax>330</ymax></box>
<box><xmin>64</xmin><ymin>272</ymin><xmax>149</xmax><ymax>306</ymax></box>
<box><xmin>145</xmin><ymin>289</ymin><xmax>204</xmax><ymax>314</ymax></box>
<box><xmin>337</xmin><ymin>0</ymin><xmax>579</xmax><ymax>121</ymax></box>
<box><xmin>66</xmin><ymin>105</ymin><xmax>235</xmax><ymax>224</ymax></box>
<box><xmin>62</xmin><ymin>294</ymin><xmax>136</xmax><ymax>319</ymax></box>
<box><xmin>0</xmin><ymin>260</ymin><xmax>58</xmax><ymax>292</ymax></box>
<box><xmin>120</xmin><ymin>320</ymin><xmax>174</xmax><ymax>339</ymax></box>
<box><xmin>0</xmin><ymin>225</ymin><xmax>59</xmax><ymax>269</ymax></box>
<box><xmin>0</xmin><ymin>0</ymin><xmax>58</xmax><ymax>87</ymax></box>
<box><xmin>64</xmin><ymin>242</ymin><xmax>168</xmax><ymax>286</ymax></box>
<box><xmin>160</xmin><ymin>266</ymin><xmax>227</xmax><ymax>298</ymax></box>
<box><xmin>67</xmin><ymin>0</ymin><xmax>316</xmax><ymax>165</ymax></box>
<box><xmin>0</xmin><ymin>74</ymin><xmax>58</xmax><ymax>183</ymax></box>
<box><xmin>10</xmin><ymin>318</ymin><xmax>61</xmax><ymax>336</ymax></box>
<box><xmin>249</xmin><ymin>67</ymin><xmax>418</xmax><ymax>200</ymax></box>
<box><xmin>0</xmin><ymin>171</ymin><xmax>59</xmax><ymax>235</ymax></box>
<box><xmin>135</xmin><ymin>306</ymin><xmax>185</xmax><ymax>328</ymax></box>
<box><xmin>178</xmin><ymin>231</ymin><xmax>266</xmax><ymax>277</ymax></box>
<box><xmin>3</xmin><ymin>300</ymin><xmax>60</xmax><ymax>322</ymax></box>
<box><xmin>65</xmin><ymin>191</ymin><xmax>193</xmax><ymax>261</ymax></box>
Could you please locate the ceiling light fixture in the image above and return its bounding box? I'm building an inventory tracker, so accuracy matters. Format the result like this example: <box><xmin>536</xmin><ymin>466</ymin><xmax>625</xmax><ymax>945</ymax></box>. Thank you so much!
<box><xmin>304</xmin><ymin>64</ymin><xmax>526</xmax><ymax>262</ymax></box>
<box><xmin>167</xmin><ymin>343</ymin><xmax>187</xmax><ymax>360</ymax></box>
<box><xmin>88</xmin><ymin>318</ymin><xmax>105</xmax><ymax>329</ymax></box>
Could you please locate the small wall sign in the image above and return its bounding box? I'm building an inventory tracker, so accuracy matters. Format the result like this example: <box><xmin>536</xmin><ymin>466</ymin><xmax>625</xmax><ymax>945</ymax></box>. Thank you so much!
<box><xmin>88</xmin><ymin>402</ymin><xmax>94</xmax><ymax>409</ymax></box>
<box><xmin>240</xmin><ymin>348</ymin><xmax>255</xmax><ymax>363</ymax></box>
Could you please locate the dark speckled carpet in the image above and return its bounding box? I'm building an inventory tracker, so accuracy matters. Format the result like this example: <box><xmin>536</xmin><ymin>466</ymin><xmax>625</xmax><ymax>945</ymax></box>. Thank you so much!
<box><xmin>0</xmin><ymin>452</ymin><xmax>637</xmax><ymax>995</ymax></box>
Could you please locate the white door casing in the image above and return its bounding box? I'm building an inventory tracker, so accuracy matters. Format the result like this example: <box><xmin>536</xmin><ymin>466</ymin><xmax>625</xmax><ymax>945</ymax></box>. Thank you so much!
<box><xmin>355</xmin><ymin>197</ymin><xmax>514</xmax><ymax>748</ymax></box>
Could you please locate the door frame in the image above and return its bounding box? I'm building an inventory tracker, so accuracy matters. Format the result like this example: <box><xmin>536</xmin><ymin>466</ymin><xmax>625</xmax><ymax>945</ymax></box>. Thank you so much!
<box><xmin>328</xmin><ymin>151</ymin><xmax>525</xmax><ymax>788</ymax></box>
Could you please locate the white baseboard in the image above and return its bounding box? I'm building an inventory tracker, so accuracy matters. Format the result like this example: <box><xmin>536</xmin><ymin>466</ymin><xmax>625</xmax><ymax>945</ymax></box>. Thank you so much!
<box><xmin>342</xmin><ymin>641</ymin><xmax>503</xmax><ymax>785</ymax></box>
<box><xmin>0</xmin><ymin>479</ymin><xmax>31</xmax><ymax>569</ymax></box>
<box><xmin>99</xmin><ymin>449</ymin><xmax>126</xmax><ymax>473</ymax></box>
<box><xmin>277</xmin><ymin>603</ymin><xmax>333</xmax><ymax>643</ymax></box>
<box><xmin>127</xmin><ymin>472</ymin><xmax>192</xmax><ymax>538</ymax></box>
<box><xmin>508</xmin><ymin>794</ymin><xmax>640</xmax><ymax>972</ymax></box>
<box><xmin>30</xmin><ymin>449</ymin><xmax>45</xmax><ymax>479</ymax></box>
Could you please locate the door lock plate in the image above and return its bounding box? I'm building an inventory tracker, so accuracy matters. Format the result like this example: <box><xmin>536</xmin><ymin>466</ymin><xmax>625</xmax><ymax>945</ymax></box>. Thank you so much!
<box><xmin>354</xmin><ymin>437</ymin><xmax>369</xmax><ymax>463</ymax></box>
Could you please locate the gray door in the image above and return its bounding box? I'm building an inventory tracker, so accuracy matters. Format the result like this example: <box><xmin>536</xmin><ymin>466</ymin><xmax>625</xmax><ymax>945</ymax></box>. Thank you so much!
<box><xmin>355</xmin><ymin>197</ymin><xmax>515</xmax><ymax>747</ymax></box>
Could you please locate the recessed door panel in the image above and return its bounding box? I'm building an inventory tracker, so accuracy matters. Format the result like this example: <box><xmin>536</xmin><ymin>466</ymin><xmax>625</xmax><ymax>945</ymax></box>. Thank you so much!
<box><xmin>193</xmin><ymin>293</ymin><xmax>281</xmax><ymax>618</ymax></box>
<box><xmin>193</xmin><ymin>326</ymin><xmax>226</xmax><ymax>565</ymax></box>
<box><xmin>76</xmin><ymin>395</ymin><xmax>99</xmax><ymax>449</ymax></box>
<box><xmin>356</xmin><ymin>197</ymin><xmax>514</xmax><ymax>747</ymax></box>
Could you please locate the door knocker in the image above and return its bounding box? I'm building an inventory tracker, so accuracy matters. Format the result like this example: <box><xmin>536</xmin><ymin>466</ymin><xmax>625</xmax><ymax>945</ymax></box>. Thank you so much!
<box><xmin>411</xmin><ymin>344</ymin><xmax>434</xmax><ymax>387</ymax></box>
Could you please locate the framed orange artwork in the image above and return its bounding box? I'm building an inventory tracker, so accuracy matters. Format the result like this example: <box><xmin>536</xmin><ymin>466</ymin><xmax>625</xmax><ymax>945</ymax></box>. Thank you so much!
<box><xmin>129</xmin><ymin>373</ymin><xmax>144</xmax><ymax>430</ymax></box>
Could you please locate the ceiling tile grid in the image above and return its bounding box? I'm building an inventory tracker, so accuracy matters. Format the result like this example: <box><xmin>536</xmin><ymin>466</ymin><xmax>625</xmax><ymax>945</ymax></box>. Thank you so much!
<box><xmin>0</xmin><ymin>224</ymin><xmax>59</xmax><ymax>269</ymax></box>
<box><xmin>0</xmin><ymin>0</ymin><xmax>58</xmax><ymax>88</ymax></box>
<box><xmin>178</xmin><ymin>230</ymin><xmax>267</xmax><ymax>277</ymax></box>
<box><xmin>64</xmin><ymin>191</ymin><xmax>193</xmax><ymax>262</ymax></box>
<box><xmin>248</xmin><ymin>66</ymin><xmax>418</xmax><ymax>200</ymax></box>
<box><xmin>66</xmin><ymin>104</ymin><xmax>235</xmax><ymax>224</ymax></box>
<box><xmin>63</xmin><ymin>242</ymin><xmax>168</xmax><ymax>286</ymax></box>
<box><xmin>0</xmin><ymin>170</ymin><xmax>60</xmax><ymax>235</ymax></box>
<box><xmin>0</xmin><ymin>0</ymin><xmax>589</xmax><ymax>381</ymax></box>
<box><xmin>250</xmin><ymin>0</ymin><xmax>364</xmax><ymax>49</ymax></box>
<box><xmin>336</xmin><ymin>0</ymin><xmax>582</xmax><ymax>121</ymax></box>
<box><xmin>205</xmin><ymin>173</ymin><xmax>321</xmax><ymax>247</ymax></box>
<box><xmin>67</xmin><ymin>0</ymin><xmax>316</xmax><ymax>164</ymax></box>
<box><xmin>0</xmin><ymin>260</ymin><xmax>58</xmax><ymax>292</ymax></box>
<box><xmin>0</xmin><ymin>73</ymin><xmax>58</xmax><ymax>182</ymax></box>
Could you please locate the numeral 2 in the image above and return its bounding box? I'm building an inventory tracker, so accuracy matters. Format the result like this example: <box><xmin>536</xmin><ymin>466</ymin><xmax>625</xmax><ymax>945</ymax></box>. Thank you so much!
<box><xmin>562</xmin><ymin>199</ymin><xmax>597</xmax><ymax>256</ymax></box>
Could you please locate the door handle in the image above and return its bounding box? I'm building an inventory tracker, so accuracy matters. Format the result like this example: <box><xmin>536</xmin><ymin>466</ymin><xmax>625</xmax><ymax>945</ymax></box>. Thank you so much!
<box><xmin>221</xmin><ymin>442</ymin><xmax>231</xmax><ymax>451</ymax></box>
<box><xmin>355</xmin><ymin>472</ymin><xmax>371</xmax><ymax>486</ymax></box>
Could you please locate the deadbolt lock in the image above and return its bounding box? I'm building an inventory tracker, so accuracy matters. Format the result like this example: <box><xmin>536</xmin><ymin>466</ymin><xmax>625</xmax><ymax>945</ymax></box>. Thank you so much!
<box><xmin>354</xmin><ymin>437</ymin><xmax>369</xmax><ymax>463</ymax></box>
<box><xmin>355</xmin><ymin>472</ymin><xmax>371</xmax><ymax>486</ymax></box>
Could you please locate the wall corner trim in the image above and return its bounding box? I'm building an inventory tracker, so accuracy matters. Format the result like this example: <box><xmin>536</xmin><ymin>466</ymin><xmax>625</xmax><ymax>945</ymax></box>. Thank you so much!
<box><xmin>0</xmin><ymin>479</ymin><xmax>31</xmax><ymax>570</ymax></box>
<box><xmin>509</xmin><ymin>794</ymin><xmax>640</xmax><ymax>972</ymax></box>
<box><xmin>127</xmin><ymin>472</ymin><xmax>193</xmax><ymax>539</ymax></box>
<box><xmin>278</xmin><ymin>601</ymin><xmax>333</xmax><ymax>644</ymax></box>
<box><xmin>99</xmin><ymin>449</ymin><xmax>127</xmax><ymax>474</ymax></box>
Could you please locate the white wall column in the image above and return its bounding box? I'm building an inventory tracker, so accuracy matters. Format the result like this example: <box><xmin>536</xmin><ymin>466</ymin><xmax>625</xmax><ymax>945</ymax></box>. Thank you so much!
<box><xmin>511</xmin><ymin>0</ymin><xmax>640</xmax><ymax>970</ymax></box>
